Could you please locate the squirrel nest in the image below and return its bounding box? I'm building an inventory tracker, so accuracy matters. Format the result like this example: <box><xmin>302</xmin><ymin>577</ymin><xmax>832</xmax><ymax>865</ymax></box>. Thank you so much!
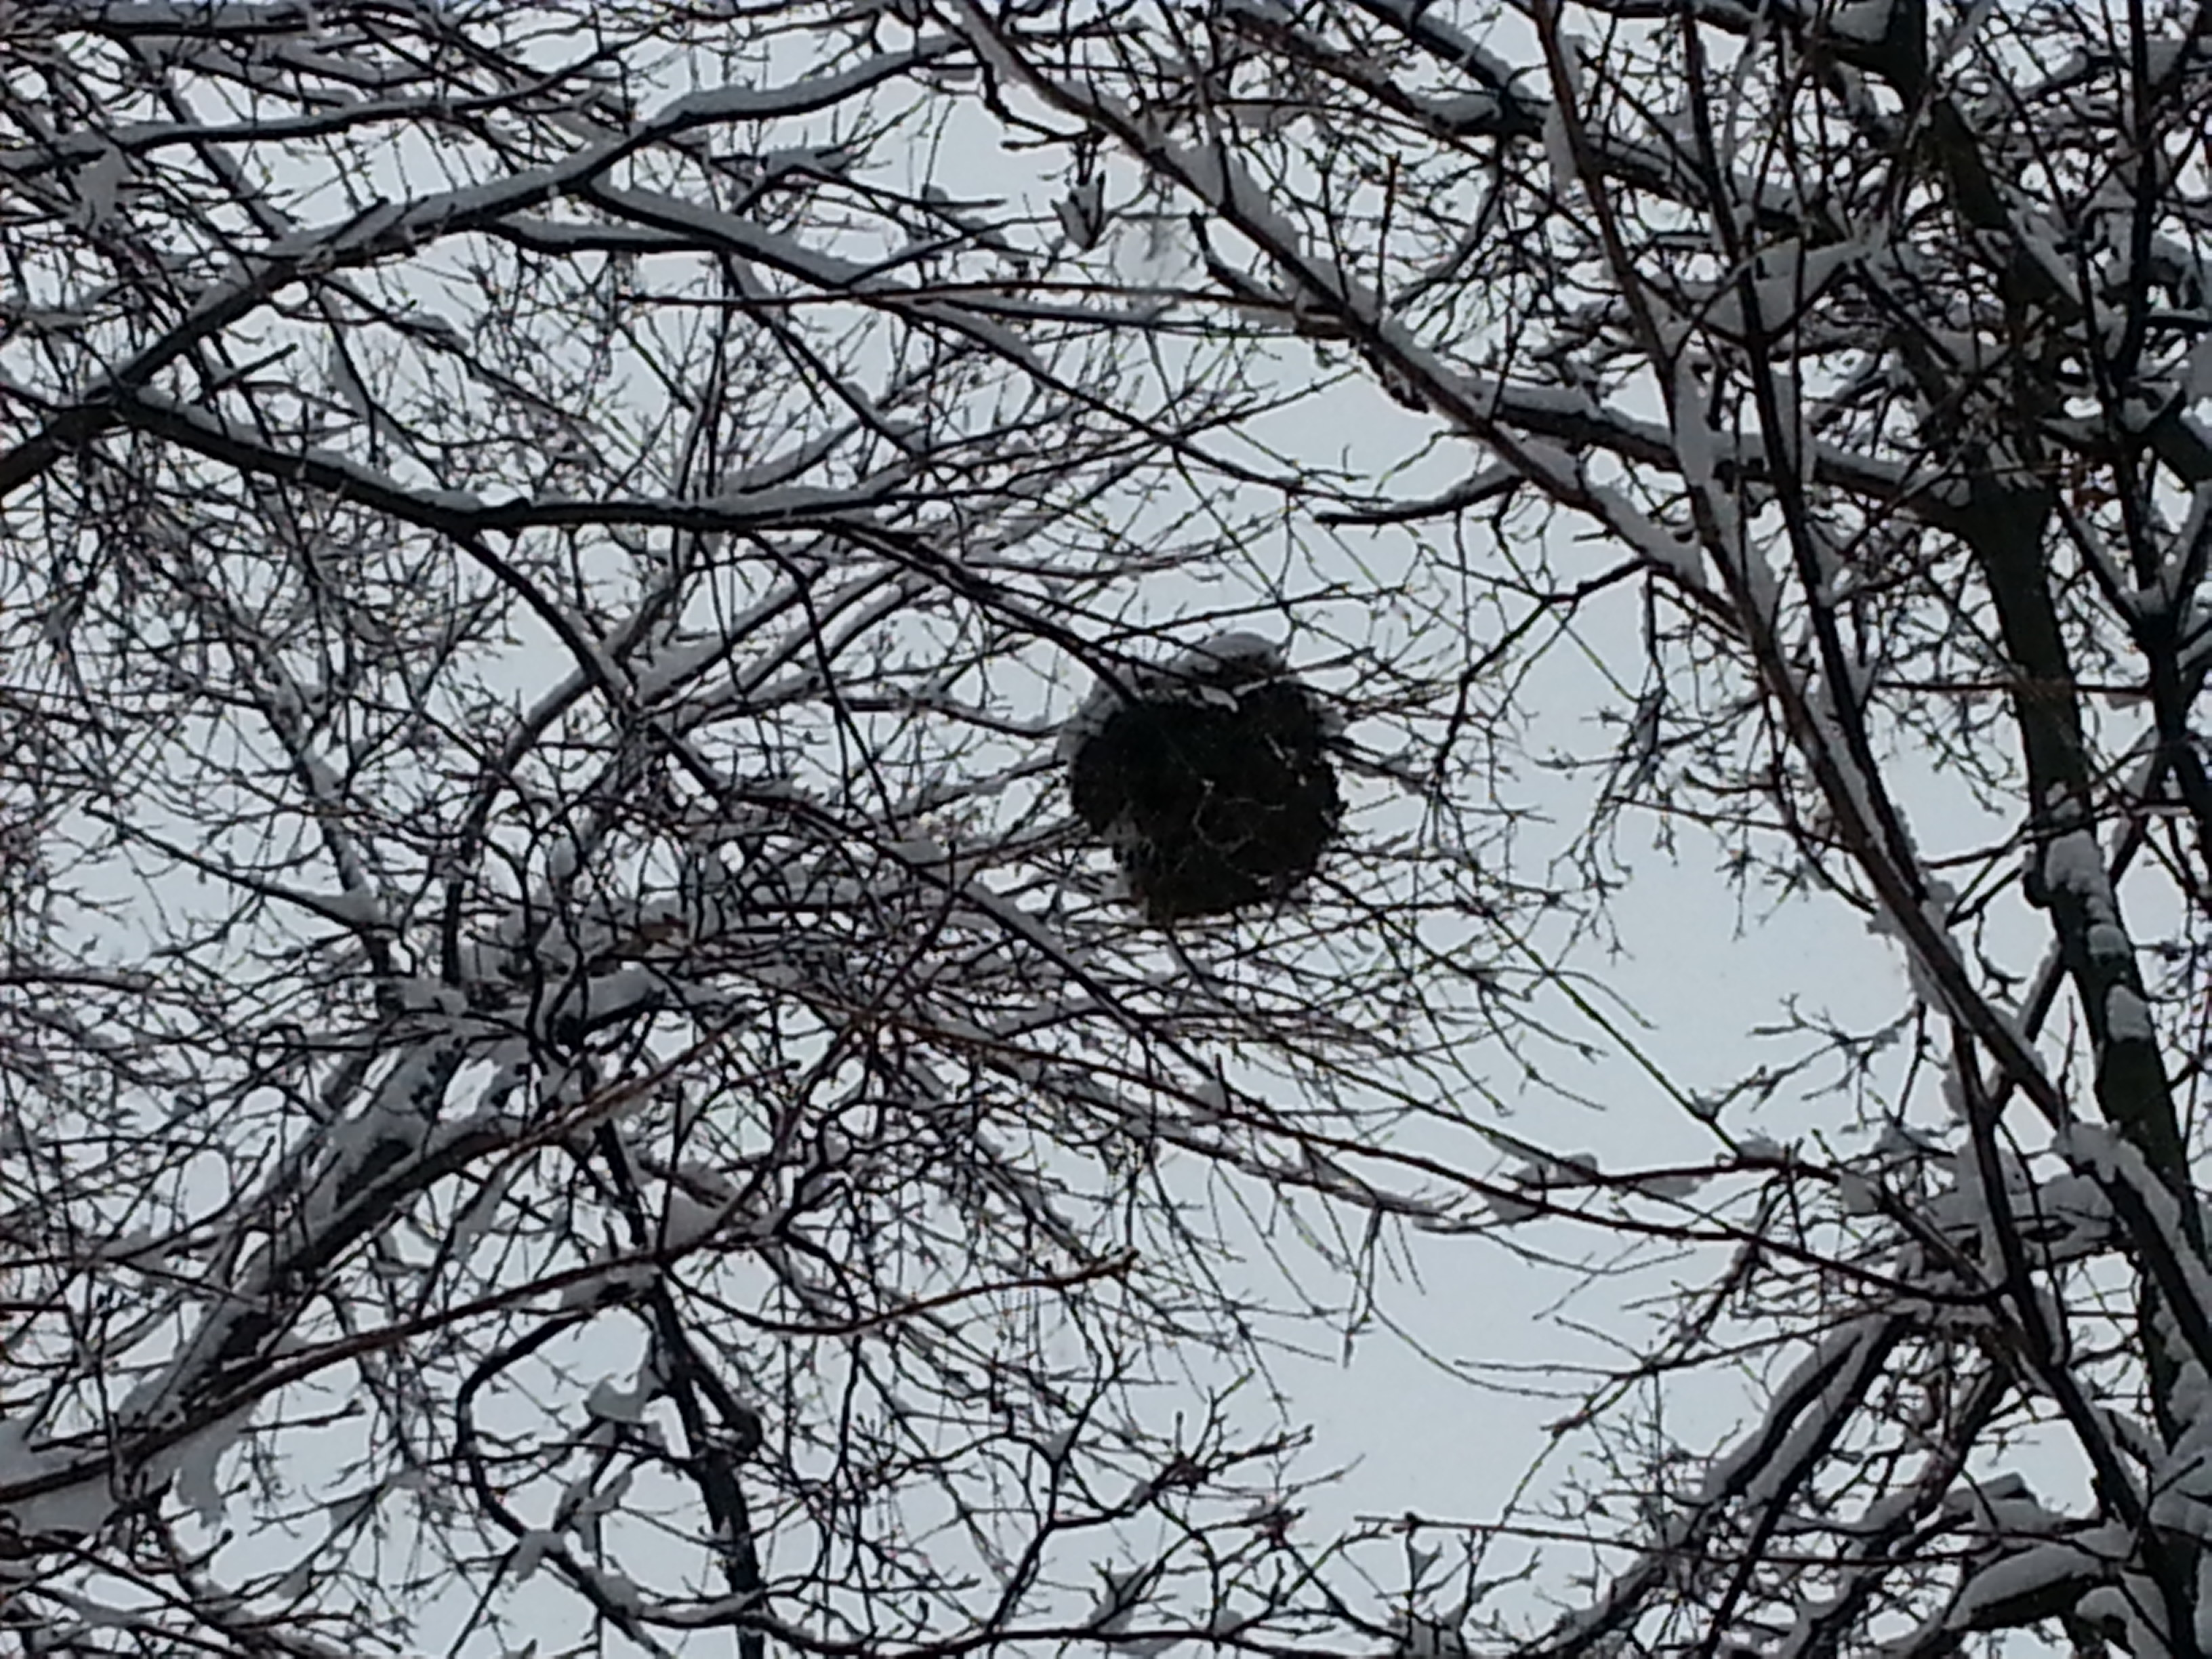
<box><xmin>1061</xmin><ymin>632</ymin><xmax>1343</xmax><ymax>924</ymax></box>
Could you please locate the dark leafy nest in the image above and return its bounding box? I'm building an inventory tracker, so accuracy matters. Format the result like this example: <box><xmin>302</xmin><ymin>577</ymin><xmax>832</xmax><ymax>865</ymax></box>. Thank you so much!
<box><xmin>1063</xmin><ymin>635</ymin><xmax>1343</xmax><ymax>924</ymax></box>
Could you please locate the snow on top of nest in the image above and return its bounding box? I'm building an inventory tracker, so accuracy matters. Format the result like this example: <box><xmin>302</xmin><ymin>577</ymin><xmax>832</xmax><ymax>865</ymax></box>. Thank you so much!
<box><xmin>1165</xmin><ymin>630</ymin><xmax>1284</xmax><ymax>675</ymax></box>
<box><xmin>1057</xmin><ymin>631</ymin><xmax>1291</xmax><ymax>760</ymax></box>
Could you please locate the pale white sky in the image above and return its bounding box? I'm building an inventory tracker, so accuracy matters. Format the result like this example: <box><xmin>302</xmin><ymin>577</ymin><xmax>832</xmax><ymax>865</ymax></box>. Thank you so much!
<box><xmin>9</xmin><ymin>6</ymin><xmax>2167</xmax><ymax>1654</ymax></box>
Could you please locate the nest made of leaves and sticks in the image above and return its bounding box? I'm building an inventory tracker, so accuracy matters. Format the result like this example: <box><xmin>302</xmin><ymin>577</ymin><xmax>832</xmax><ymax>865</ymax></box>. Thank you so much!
<box><xmin>1061</xmin><ymin>632</ymin><xmax>1344</xmax><ymax>926</ymax></box>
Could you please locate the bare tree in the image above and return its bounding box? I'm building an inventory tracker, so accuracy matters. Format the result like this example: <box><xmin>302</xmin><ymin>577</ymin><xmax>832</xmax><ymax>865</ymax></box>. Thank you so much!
<box><xmin>956</xmin><ymin>1</ymin><xmax>2212</xmax><ymax>1655</ymax></box>
<box><xmin>12</xmin><ymin>1</ymin><xmax>2212</xmax><ymax>1658</ymax></box>
<box><xmin>0</xmin><ymin>6</ymin><xmax>1516</xmax><ymax>1658</ymax></box>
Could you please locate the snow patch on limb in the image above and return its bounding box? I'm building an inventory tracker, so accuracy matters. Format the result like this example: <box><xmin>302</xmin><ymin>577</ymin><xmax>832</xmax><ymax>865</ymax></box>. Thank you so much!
<box><xmin>2085</xmin><ymin>920</ymin><xmax>2133</xmax><ymax>960</ymax></box>
<box><xmin>586</xmin><ymin>182</ymin><xmax>881</xmax><ymax>294</ymax></box>
<box><xmin>1921</xmin><ymin>1160</ymin><xmax>2114</xmax><ymax>1265</ymax></box>
<box><xmin>587</xmin><ymin>1362</ymin><xmax>662</xmax><ymax>1427</ymax></box>
<box><xmin>1541</xmin><ymin>98</ymin><xmax>1582</xmax><ymax>200</ymax></box>
<box><xmin>116</xmin><ymin>1043</ymin><xmax>462</xmax><ymax>1441</ymax></box>
<box><xmin>125</xmin><ymin>386</ymin><xmax>887</xmax><ymax>547</ymax></box>
<box><xmin>2057</xmin><ymin>1124</ymin><xmax>2212</xmax><ymax>1369</ymax></box>
<box><xmin>539</xmin><ymin>964</ymin><xmax>665</xmax><ymax>1040</ymax></box>
<box><xmin>1542</xmin><ymin>1319</ymin><xmax>1895</xmax><ymax>1655</ymax></box>
<box><xmin>1732</xmin><ymin>1321</ymin><xmax>1891</xmax><ymax>1510</ymax></box>
<box><xmin>1481</xmin><ymin>1152</ymin><xmax>1599</xmax><ymax>1223</ymax></box>
<box><xmin>956</xmin><ymin>876</ymin><xmax>1103</xmax><ymax>972</ymax></box>
<box><xmin>1700</xmin><ymin>238</ymin><xmax>1866</xmax><ymax>342</ymax></box>
<box><xmin>2041</xmin><ymin>825</ymin><xmax>2118</xmax><ymax>916</ymax></box>
<box><xmin>2076</xmin><ymin>1583</ymin><xmax>2159</xmax><ymax>1658</ymax></box>
<box><xmin>1477</xmin><ymin>429</ymin><xmax>1715</xmax><ymax>592</ymax></box>
<box><xmin>655</xmin><ymin>42</ymin><xmax>957</xmax><ymax>126</ymax></box>
<box><xmin>1088</xmin><ymin>1563</ymin><xmax>1161</xmax><ymax>1635</ymax></box>
<box><xmin>1668</xmin><ymin>355</ymin><xmax>1721</xmax><ymax>499</ymax></box>
<box><xmin>1349</xmin><ymin>0</ymin><xmax>1519</xmax><ymax>87</ymax></box>
<box><xmin>2150</xmin><ymin>1360</ymin><xmax>2212</xmax><ymax>1543</ymax></box>
<box><xmin>157</xmin><ymin>1402</ymin><xmax>255</xmax><ymax>1529</ymax></box>
<box><xmin>449</xmin><ymin>1155</ymin><xmax>520</xmax><ymax>1261</ymax></box>
<box><xmin>1863</xmin><ymin>894</ymin><xmax>1960</xmax><ymax>1016</ymax></box>
<box><xmin>1836</xmin><ymin>1170</ymin><xmax>1883</xmax><ymax>1215</ymax></box>
<box><xmin>508</xmin><ymin>1528</ymin><xmax>560</xmax><ymax>1586</ymax></box>
<box><xmin>1938</xmin><ymin>1471</ymin><xmax>2065</xmax><ymax>1534</ymax></box>
<box><xmin>1942</xmin><ymin>1529</ymin><xmax>2121</xmax><ymax>1633</ymax></box>
<box><xmin>991</xmin><ymin>36</ymin><xmax>1906</xmax><ymax>561</ymax></box>
<box><xmin>659</xmin><ymin>1187</ymin><xmax>734</xmax><ymax>1252</ymax></box>
<box><xmin>562</xmin><ymin>1468</ymin><xmax>635</xmax><ymax>1554</ymax></box>
<box><xmin>1483</xmin><ymin>1185</ymin><xmax>1542</xmax><ymax>1225</ymax></box>
<box><xmin>1586</xmin><ymin>483</ymin><xmax>1709</xmax><ymax>588</ymax></box>
<box><xmin>2039</xmin><ymin>821</ymin><xmax>2161</xmax><ymax>1053</ymax></box>
<box><xmin>215</xmin><ymin>44</ymin><xmax>941</xmax><ymax>276</ymax></box>
<box><xmin>396</xmin><ymin>975</ymin><xmax>466</xmax><ymax>1018</ymax></box>
<box><xmin>1666</xmin><ymin>354</ymin><xmax>1754</xmax><ymax>569</ymax></box>
<box><xmin>0</xmin><ymin>1420</ymin><xmax>116</xmax><ymax>1552</ymax></box>
<box><xmin>1829</xmin><ymin>0</ymin><xmax>1896</xmax><ymax>43</ymax></box>
<box><xmin>558</xmin><ymin>1255</ymin><xmax>659</xmax><ymax>1311</ymax></box>
<box><xmin>1391</xmin><ymin>1614</ymin><xmax>1469</xmax><ymax>1659</ymax></box>
<box><xmin>2106</xmin><ymin>984</ymin><xmax>2155</xmax><ymax>1042</ymax></box>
